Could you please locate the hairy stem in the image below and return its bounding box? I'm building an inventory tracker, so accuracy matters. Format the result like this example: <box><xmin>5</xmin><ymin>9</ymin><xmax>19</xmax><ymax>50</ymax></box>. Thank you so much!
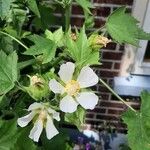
<box><xmin>65</xmin><ymin>4</ymin><xmax>71</xmax><ymax>32</ymax></box>
<box><xmin>0</xmin><ymin>31</ymin><xmax>28</xmax><ymax>49</ymax></box>
<box><xmin>99</xmin><ymin>78</ymin><xmax>136</xmax><ymax>113</ymax></box>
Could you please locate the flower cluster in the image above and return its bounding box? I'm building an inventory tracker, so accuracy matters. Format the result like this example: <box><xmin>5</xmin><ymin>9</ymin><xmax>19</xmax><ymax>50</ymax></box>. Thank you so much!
<box><xmin>17</xmin><ymin>62</ymin><xmax>99</xmax><ymax>142</ymax></box>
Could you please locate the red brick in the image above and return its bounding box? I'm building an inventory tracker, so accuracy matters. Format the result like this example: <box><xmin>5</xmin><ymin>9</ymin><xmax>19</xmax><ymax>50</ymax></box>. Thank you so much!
<box><xmin>99</xmin><ymin>70</ymin><xmax>118</xmax><ymax>78</ymax></box>
<box><xmin>93</xmin><ymin>0</ymin><xmax>133</xmax><ymax>5</ymax></box>
<box><xmin>94</xmin><ymin>19</ymin><xmax>105</xmax><ymax>28</ymax></box>
<box><xmin>71</xmin><ymin>17</ymin><xmax>84</xmax><ymax>27</ymax></box>
<box><xmin>103</xmin><ymin>42</ymin><xmax>117</xmax><ymax>50</ymax></box>
<box><xmin>100</xmin><ymin>93</ymin><xmax>110</xmax><ymax>100</ymax></box>
<box><xmin>101</xmin><ymin>61</ymin><xmax>113</xmax><ymax>69</ymax></box>
<box><xmin>93</xmin><ymin>7</ymin><xmax>111</xmax><ymax>17</ymax></box>
<box><xmin>97</xmin><ymin>85</ymin><xmax>110</xmax><ymax>93</ymax></box>
<box><xmin>96</xmin><ymin>114</ymin><xmax>120</xmax><ymax>121</ymax></box>
<box><xmin>102</xmin><ymin>51</ymin><xmax>123</xmax><ymax>60</ymax></box>
<box><xmin>114</xmin><ymin>62</ymin><xmax>121</xmax><ymax>69</ymax></box>
<box><xmin>131</xmin><ymin>104</ymin><xmax>140</xmax><ymax>110</ymax></box>
<box><xmin>100</xmin><ymin>101</ymin><xmax>125</xmax><ymax>108</ymax></box>
<box><xmin>72</xmin><ymin>5</ymin><xmax>84</xmax><ymax>15</ymax></box>
<box><xmin>108</xmin><ymin>109</ymin><xmax>124</xmax><ymax>115</ymax></box>
<box><xmin>119</xmin><ymin>44</ymin><xmax>125</xmax><ymax>51</ymax></box>
<box><xmin>86</xmin><ymin>113</ymin><xmax>95</xmax><ymax>118</ymax></box>
<box><xmin>86</xmin><ymin>120</ymin><xmax>104</xmax><ymax>125</ymax></box>
<box><xmin>89</xmin><ymin>108</ymin><xmax>106</xmax><ymax>113</ymax></box>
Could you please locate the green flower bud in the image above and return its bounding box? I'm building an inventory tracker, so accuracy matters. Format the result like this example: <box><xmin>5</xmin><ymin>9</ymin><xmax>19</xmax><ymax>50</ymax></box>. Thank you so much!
<box><xmin>88</xmin><ymin>34</ymin><xmax>111</xmax><ymax>50</ymax></box>
<box><xmin>25</xmin><ymin>75</ymin><xmax>49</xmax><ymax>101</ymax></box>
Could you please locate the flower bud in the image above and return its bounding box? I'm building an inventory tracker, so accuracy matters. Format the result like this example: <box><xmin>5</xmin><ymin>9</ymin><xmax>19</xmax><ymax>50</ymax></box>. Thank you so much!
<box><xmin>25</xmin><ymin>75</ymin><xmax>49</xmax><ymax>101</ymax></box>
<box><xmin>88</xmin><ymin>34</ymin><xmax>111</xmax><ymax>50</ymax></box>
<box><xmin>70</xmin><ymin>33</ymin><xmax>77</xmax><ymax>41</ymax></box>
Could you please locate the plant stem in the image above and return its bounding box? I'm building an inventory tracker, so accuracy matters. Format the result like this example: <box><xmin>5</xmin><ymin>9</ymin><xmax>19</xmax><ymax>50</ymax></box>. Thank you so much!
<box><xmin>0</xmin><ymin>31</ymin><xmax>28</xmax><ymax>49</ymax></box>
<box><xmin>65</xmin><ymin>4</ymin><xmax>71</xmax><ymax>32</ymax></box>
<box><xmin>99</xmin><ymin>78</ymin><xmax>136</xmax><ymax>113</ymax></box>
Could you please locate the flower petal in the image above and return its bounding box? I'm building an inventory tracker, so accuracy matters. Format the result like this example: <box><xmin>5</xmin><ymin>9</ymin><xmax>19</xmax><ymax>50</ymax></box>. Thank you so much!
<box><xmin>46</xmin><ymin>116</ymin><xmax>59</xmax><ymax>140</ymax></box>
<box><xmin>77</xmin><ymin>66</ymin><xmax>98</xmax><ymax>88</ymax></box>
<box><xmin>53</xmin><ymin>112</ymin><xmax>60</xmax><ymax>121</ymax></box>
<box><xmin>59</xmin><ymin>95</ymin><xmax>78</xmax><ymax>113</ymax></box>
<box><xmin>47</xmin><ymin>108</ymin><xmax>60</xmax><ymax>121</ymax></box>
<box><xmin>28</xmin><ymin>102</ymin><xmax>43</xmax><ymax>111</ymax></box>
<box><xmin>49</xmin><ymin>79</ymin><xmax>64</xmax><ymax>94</ymax></box>
<box><xmin>29</xmin><ymin>119</ymin><xmax>43</xmax><ymax>142</ymax></box>
<box><xmin>58</xmin><ymin>62</ymin><xmax>75</xmax><ymax>83</ymax></box>
<box><xmin>17</xmin><ymin>112</ymin><xmax>36</xmax><ymax>127</ymax></box>
<box><xmin>76</xmin><ymin>92</ymin><xmax>98</xmax><ymax>109</ymax></box>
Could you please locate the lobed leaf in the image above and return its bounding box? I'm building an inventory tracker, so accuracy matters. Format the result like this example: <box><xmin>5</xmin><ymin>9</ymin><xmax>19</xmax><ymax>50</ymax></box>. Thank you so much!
<box><xmin>27</xmin><ymin>0</ymin><xmax>40</xmax><ymax>18</ymax></box>
<box><xmin>0</xmin><ymin>51</ymin><xmax>18</xmax><ymax>95</ymax></box>
<box><xmin>106</xmin><ymin>7</ymin><xmax>150</xmax><ymax>46</ymax></box>
<box><xmin>0</xmin><ymin>0</ymin><xmax>12</xmax><ymax>19</ymax></box>
<box><xmin>122</xmin><ymin>91</ymin><xmax>150</xmax><ymax>150</ymax></box>
<box><xmin>24</xmin><ymin>35</ymin><xmax>56</xmax><ymax>64</ymax></box>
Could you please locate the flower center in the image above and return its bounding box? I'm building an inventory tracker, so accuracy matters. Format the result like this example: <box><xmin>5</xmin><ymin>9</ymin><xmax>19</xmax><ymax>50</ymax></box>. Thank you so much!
<box><xmin>65</xmin><ymin>80</ymin><xmax>80</xmax><ymax>96</ymax></box>
<box><xmin>39</xmin><ymin>110</ymin><xmax>47</xmax><ymax>121</ymax></box>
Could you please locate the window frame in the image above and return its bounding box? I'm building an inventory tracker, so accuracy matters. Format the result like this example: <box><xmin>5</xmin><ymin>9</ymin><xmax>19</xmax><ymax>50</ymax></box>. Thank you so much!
<box><xmin>131</xmin><ymin>0</ymin><xmax>150</xmax><ymax>75</ymax></box>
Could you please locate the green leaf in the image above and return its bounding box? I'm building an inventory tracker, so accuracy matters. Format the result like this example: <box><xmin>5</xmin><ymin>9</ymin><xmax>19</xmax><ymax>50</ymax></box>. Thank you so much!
<box><xmin>0</xmin><ymin>51</ymin><xmax>18</xmax><ymax>95</ymax></box>
<box><xmin>0</xmin><ymin>35</ymin><xmax>14</xmax><ymax>54</ymax></box>
<box><xmin>75</xmin><ymin>0</ymin><xmax>93</xmax><ymax>14</ymax></box>
<box><xmin>45</xmin><ymin>27</ymin><xmax>64</xmax><ymax>47</ymax></box>
<box><xmin>122</xmin><ymin>91</ymin><xmax>150</xmax><ymax>150</ymax></box>
<box><xmin>0</xmin><ymin>0</ymin><xmax>12</xmax><ymax>19</ymax></box>
<box><xmin>65</xmin><ymin>106</ymin><xmax>85</xmax><ymax>130</ymax></box>
<box><xmin>12</xmin><ymin>5</ymin><xmax>27</xmax><ymax>35</ymax></box>
<box><xmin>18</xmin><ymin>59</ymin><xmax>36</xmax><ymax>70</ymax></box>
<box><xmin>27</xmin><ymin>0</ymin><xmax>40</xmax><ymax>18</ymax></box>
<box><xmin>24</xmin><ymin>35</ymin><xmax>56</xmax><ymax>64</ymax></box>
<box><xmin>0</xmin><ymin>119</ymin><xmax>19</xmax><ymax>150</ymax></box>
<box><xmin>41</xmin><ymin>130</ymin><xmax>73</xmax><ymax>150</ymax></box>
<box><xmin>32</xmin><ymin>4</ymin><xmax>58</xmax><ymax>31</ymax></box>
<box><xmin>13</xmin><ymin>127</ymin><xmax>37</xmax><ymax>150</ymax></box>
<box><xmin>106</xmin><ymin>7</ymin><xmax>150</xmax><ymax>46</ymax></box>
<box><xmin>66</xmin><ymin>27</ymin><xmax>99</xmax><ymax>67</ymax></box>
<box><xmin>0</xmin><ymin>95</ymin><xmax>10</xmax><ymax>109</ymax></box>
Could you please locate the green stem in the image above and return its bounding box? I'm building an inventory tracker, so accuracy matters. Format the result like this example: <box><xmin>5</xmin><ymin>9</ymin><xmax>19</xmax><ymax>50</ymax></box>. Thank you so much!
<box><xmin>51</xmin><ymin>53</ymin><xmax>65</xmax><ymax>67</ymax></box>
<box><xmin>18</xmin><ymin>59</ymin><xmax>36</xmax><ymax>70</ymax></box>
<box><xmin>99</xmin><ymin>78</ymin><xmax>136</xmax><ymax>113</ymax></box>
<box><xmin>15</xmin><ymin>81</ymin><xmax>27</xmax><ymax>93</ymax></box>
<box><xmin>0</xmin><ymin>31</ymin><xmax>28</xmax><ymax>49</ymax></box>
<box><xmin>65</xmin><ymin>4</ymin><xmax>71</xmax><ymax>32</ymax></box>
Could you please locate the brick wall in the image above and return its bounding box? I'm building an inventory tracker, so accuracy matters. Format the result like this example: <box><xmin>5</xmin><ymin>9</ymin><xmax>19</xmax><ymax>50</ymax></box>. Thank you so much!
<box><xmin>82</xmin><ymin>0</ymin><xmax>140</xmax><ymax>132</ymax></box>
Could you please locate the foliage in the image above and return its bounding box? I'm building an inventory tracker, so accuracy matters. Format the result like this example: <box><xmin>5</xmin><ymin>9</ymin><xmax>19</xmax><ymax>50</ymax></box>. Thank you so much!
<box><xmin>24</xmin><ymin>35</ymin><xmax>57</xmax><ymax>64</ymax></box>
<box><xmin>106</xmin><ymin>7</ymin><xmax>150</xmax><ymax>46</ymax></box>
<box><xmin>122</xmin><ymin>91</ymin><xmax>150</xmax><ymax>150</ymax></box>
<box><xmin>0</xmin><ymin>119</ymin><xmax>19</xmax><ymax>150</ymax></box>
<box><xmin>65</xmin><ymin>106</ymin><xmax>86</xmax><ymax>130</ymax></box>
<box><xmin>0</xmin><ymin>0</ymin><xmax>150</xmax><ymax>149</ymax></box>
<box><xmin>0</xmin><ymin>51</ymin><xmax>18</xmax><ymax>95</ymax></box>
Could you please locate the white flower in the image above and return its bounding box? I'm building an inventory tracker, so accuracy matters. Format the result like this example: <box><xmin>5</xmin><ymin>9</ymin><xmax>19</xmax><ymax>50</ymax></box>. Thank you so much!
<box><xmin>17</xmin><ymin>102</ymin><xmax>60</xmax><ymax>142</ymax></box>
<box><xmin>49</xmin><ymin>62</ymin><xmax>99</xmax><ymax>113</ymax></box>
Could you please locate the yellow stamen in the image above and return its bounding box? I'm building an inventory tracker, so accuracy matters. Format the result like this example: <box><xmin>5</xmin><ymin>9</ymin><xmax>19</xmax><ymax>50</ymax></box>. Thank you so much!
<box><xmin>65</xmin><ymin>80</ymin><xmax>80</xmax><ymax>96</ymax></box>
<box><xmin>38</xmin><ymin>110</ymin><xmax>47</xmax><ymax>121</ymax></box>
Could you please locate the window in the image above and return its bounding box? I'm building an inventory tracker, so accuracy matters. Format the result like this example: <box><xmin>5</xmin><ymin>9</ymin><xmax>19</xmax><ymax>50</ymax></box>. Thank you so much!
<box><xmin>113</xmin><ymin>0</ymin><xmax>150</xmax><ymax>96</ymax></box>
<box><xmin>131</xmin><ymin>0</ymin><xmax>150</xmax><ymax>75</ymax></box>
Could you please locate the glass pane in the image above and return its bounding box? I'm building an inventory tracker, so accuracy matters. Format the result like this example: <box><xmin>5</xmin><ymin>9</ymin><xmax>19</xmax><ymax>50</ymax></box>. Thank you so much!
<box><xmin>143</xmin><ymin>41</ymin><xmax>150</xmax><ymax>62</ymax></box>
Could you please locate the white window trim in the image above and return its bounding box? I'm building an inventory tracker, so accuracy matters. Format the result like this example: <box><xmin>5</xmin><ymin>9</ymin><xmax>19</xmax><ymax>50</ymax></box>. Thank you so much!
<box><xmin>131</xmin><ymin>0</ymin><xmax>150</xmax><ymax>75</ymax></box>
